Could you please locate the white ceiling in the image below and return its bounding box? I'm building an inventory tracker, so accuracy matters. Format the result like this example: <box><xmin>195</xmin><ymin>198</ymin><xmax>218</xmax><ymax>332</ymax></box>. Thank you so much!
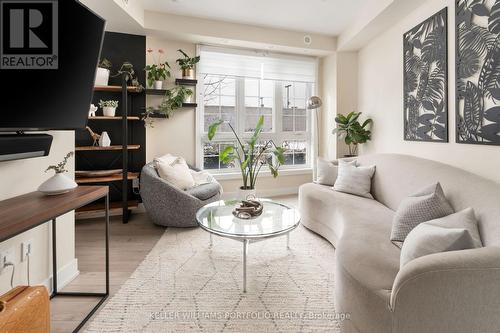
<box><xmin>143</xmin><ymin>0</ymin><xmax>370</xmax><ymax>36</ymax></box>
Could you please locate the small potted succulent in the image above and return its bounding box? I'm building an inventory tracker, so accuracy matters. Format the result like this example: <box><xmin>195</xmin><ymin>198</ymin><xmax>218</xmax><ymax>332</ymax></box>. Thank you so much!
<box><xmin>176</xmin><ymin>49</ymin><xmax>200</xmax><ymax>79</ymax></box>
<box><xmin>99</xmin><ymin>100</ymin><xmax>119</xmax><ymax>117</ymax></box>
<box><xmin>146</xmin><ymin>48</ymin><xmax>171</xmax><ymax>89</ymax></box>
<box><xmin>95</xmin><ymin>58</ymin><xmax>112</xmax><ymax>86</ymax></box>
<box><xmin>38</xmin><ymin>152</ymin><xmax>78</xmax><ymax>195</ymax></box>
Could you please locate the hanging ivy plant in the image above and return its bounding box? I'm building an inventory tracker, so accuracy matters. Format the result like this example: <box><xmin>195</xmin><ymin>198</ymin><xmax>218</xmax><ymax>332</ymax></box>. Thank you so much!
<box><xmin>143</xmin><ymin>86</ymin><xmax>193</xmax><ymax>126</ymax></box>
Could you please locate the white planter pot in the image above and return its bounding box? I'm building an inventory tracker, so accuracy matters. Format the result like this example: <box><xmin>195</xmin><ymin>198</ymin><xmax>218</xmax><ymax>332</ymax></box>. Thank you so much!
<box><xmin>237</xmin><ymin>187</ymin><xmax>257</xmax><ymax>201</ymax></box>
<box><xmin>153</xmin><ymin>80</ymin><xmax>163</xmax><ymax>90</ymax></box>
<box><xmin>95</xmin><ymin>68</ymin><xmax>110</xmax><ymax>86</ymax></box>
<box><xmin>102</xmin><ymin>106</ymin><xmax>116</xmax><ymax>117</ymax></box>
<box><xmin>99</xmin><ymin>131</ymin><xmax>111</xmax><ymax>147</ymax></box>
<box><xmin>38</xmin><ymin>173</ymin><xmax>78</xmax><ymax>196</ymax></box>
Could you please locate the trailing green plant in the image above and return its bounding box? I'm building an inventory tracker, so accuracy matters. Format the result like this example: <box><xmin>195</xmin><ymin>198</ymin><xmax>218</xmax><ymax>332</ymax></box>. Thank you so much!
<box><xmin>144</xmin><ymin>86</ymin><xmax>193</xmax><ymax>126</ymax></box>
<box><xmin>145</xmin><ymin>48</ymin><xmax>171</xmax><ymax>87</ymax></box>
<box><xmin>176</xmin><ymin>49</ymin><xmax>200</xmax><ymax>70</ymax></box>
<box><xmin>208</xmin><ymin>116</ymin><xmax>285</xmax><ymax>190</ymax></box>
<box><xmin>112</xmin><ymin>61</ymin><xmax>144</xmax><ymax>92</ymax></box>
<box><xmin>98</xmin><ymin>58</ymin><xmax>112</xmax><ymax>70</ymax></box>
<box><xmin>46</xmin><ymin>152</ymin><xmax>73</xmax><ymax>174</ymax></box>
<box><xmin>332</xmin><ymin>112</ymin><xmax>373</xmax><ymax>156</ymax></box>
<box><xmin>98</xmin><ymin>100</ymin><xmax>119</xmax><ymax>108</ymax></box>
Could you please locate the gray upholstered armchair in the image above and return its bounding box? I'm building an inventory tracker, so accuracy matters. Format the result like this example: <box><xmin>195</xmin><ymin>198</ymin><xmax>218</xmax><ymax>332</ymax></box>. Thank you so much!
<box><xmin>140</xmin><ymin>162</ymin><xmax>222</xmax><ymax>227</ymax></box>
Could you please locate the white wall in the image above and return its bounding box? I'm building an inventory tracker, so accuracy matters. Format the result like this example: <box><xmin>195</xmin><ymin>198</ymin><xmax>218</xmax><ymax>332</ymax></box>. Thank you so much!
<box><xmin>0</xmin><ymin>132</ymin><xmax>77</xmax><ymax>294</ymax></box>
<box><xmin>358</xmin><ymin>0</ymin><xmax>500</xmax><ymax>183</ymax></box>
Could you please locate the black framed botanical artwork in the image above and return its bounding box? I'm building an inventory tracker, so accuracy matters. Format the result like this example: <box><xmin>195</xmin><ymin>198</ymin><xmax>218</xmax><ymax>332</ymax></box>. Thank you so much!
<box><xmin>404</xmin><ymin>8</ymin><xmax>448</xmax><ymax>142</ymax></box>
<box><xmin>456</xmin><ymin>0</ymin><xmax>500</xmax><ymax>145</ymax></box>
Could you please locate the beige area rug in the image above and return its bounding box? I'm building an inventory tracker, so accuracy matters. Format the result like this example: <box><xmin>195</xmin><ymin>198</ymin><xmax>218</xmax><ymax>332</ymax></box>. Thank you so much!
<box><xmin>85</xmin><ymin>225</ymin><xmax>342</xmax><ymax>332</ymax></box>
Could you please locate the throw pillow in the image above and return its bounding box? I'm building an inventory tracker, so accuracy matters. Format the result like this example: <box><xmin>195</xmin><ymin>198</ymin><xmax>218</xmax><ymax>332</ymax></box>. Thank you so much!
<box><xmin>391</xmin><ymin>182</ymin><xmax>454</xmax><ymax>246</ymax></box>
<box><xmin>333</xmin><ymin>160</ymin><xmax>375</xmax><ymax>199</ymax></box>
<box><xmin>315</xmin><ymin>158</ymin><xmax>338</xmax><ymax>186</ymax></box>
<box><xmin>400</xmin><ymin>208</ymin><xmax>482</xmax><ymax>268</ymax></box>
<box><xmin>154</xmin><ymin>155</ymin><xmax>195</xmax><ymax>190</ymax></box>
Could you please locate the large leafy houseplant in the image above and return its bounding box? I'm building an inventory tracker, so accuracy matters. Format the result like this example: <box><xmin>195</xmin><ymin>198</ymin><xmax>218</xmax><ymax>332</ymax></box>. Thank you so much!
<box><xmin>332</xmin><ymin>112</ymin><xmax>373</xmax><ymax>156</ymax></box>
<box><xmin>145</xmin><ymin>48</ymin><xmax>171</xmax><ymax>88</ymax></box>
<box><xmin>208</xmin><ymin>116</ymin><xmax>285</xmax><ymax>190</ymax></box>
<box><xmin>176</xmin><ymin>49</ymin><xmax>200</xmax><ymax>70</ymax></box>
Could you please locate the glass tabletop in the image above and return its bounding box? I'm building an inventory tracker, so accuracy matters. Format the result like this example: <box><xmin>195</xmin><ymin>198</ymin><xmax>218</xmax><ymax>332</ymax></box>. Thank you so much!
<box><xmin>196</xmin><ymin>199</ymin><xmax>301</xmax><ymax>239</ymax></box>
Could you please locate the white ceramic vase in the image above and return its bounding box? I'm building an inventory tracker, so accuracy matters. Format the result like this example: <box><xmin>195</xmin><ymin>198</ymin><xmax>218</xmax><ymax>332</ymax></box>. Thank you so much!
<box><xmin>99</xmin><ymin>131</ymin><xmax>111</xmax><ymax>147</ymax></box>
<box><xmin>153</xmin><ymin>80</ymin><xmax>163</xmax><ymax>90</ymax></box>
<box><xmin>38</xmin><ymin>173</ymin><xmax>78</xmax><ymax>196</ymax></box>
<box><xmin>237</xmin><ymin>187</ymin><xmax>257</xmax><ymax>201</ymax></box>
<box><xmin>102</xmin><ymin>107</ymin><xmax>116</xmax><ymax>117</ymax></box>
<box><xmin>95</xmin><ymin>68</ymin><xmax>110</xmax><ymax>86</ymax></box>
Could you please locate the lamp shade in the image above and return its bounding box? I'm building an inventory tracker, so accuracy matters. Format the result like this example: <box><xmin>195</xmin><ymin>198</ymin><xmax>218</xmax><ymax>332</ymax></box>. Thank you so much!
<box><xmin>307</xmin><ymin>96</ymin><xmax>323</xmax><ymax>110</ymax></box>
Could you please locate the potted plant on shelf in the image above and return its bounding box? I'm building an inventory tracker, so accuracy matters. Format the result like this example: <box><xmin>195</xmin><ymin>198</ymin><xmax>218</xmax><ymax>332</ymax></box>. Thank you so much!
<box><xmin>176</xmin><ymin>49</ymin><xmax>200</xmax><ymax>79</ymax></box>
<box><xmin>208</xmin><ymin>116</ymin><xmax>285</xmax><ymax>199</ymax></box>
<box><xmin>38</xmin><ymin>152</ymin><xmax>77</xmax><ymax>195</ymax></box>
<box><xmin>332</xmin><ymin>112</ymin><xmax>373</xmax><ymax>157</ymax></box>
<box><xmin>143</xmin><ymin>86</ymin><xmax>193</xmax><ymax>126</ymax></box>
<box><xmin>95</xmin><ymin>58</ymin><xmax>112</xmax><ymax>86</ymax></box>
<box><xmin>113</xmin><ymin>61</ymin><xmax>144</xmax><ymax>91</ymax></box>
<box><xmin>99</xmin><ymin>100</ymin><xmax>119</xmax><ymax>117</ymax></box>
<box><xmin>145</xmin><ymin>48</ymin><xmax>171</xmax><ymax>90</ymax></box>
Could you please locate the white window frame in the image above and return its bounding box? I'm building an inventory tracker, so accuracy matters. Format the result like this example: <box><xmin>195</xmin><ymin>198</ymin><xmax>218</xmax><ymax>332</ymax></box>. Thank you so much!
<box><xmin>195</xmin><ymin>45</ymin><xmax>317</xmax><ymax>175</ymax></box>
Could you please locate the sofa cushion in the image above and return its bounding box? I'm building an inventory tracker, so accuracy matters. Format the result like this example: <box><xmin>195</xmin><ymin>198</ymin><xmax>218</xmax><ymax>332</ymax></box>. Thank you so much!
<box><xmin>400</xmin><ymin>208</ymin><xmax>482</xmax><ymax>268</ymax></box>
<box><xmin>154</xmin><ymin>156</ymin><xmax>195</xmax><ymax>190</ymax></box>
<box><xmin>315</xmin><ymin>158</ymin><xmax>338</xmax><ymax>186</ymax></box>
<box><xmin>185</xmin><ymin>182</ymin><xmax>221</xmax><ymax>201</ymax></box>
<box><xmin>391</xmin><ymin>182</ymin><xmax>454</xmax><ymax>246</ymax></box>
<box><xmin>333</xmin><ymin>160</ymin><xmax>375</xmax><ymax>198</ymax></box>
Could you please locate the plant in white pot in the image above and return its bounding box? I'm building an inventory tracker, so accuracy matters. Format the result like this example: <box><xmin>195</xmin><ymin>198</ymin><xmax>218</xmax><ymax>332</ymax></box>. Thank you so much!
<box><xmin>176</xmin><ymin>49</ymin><xmax>200</xmax><ymax>79</ymax></box>
<box><xmin>99</xmin><ymin>99</ymin><xmax>119</xmax><ymax>117</ymax></box>
<box><xmin>38</xmin><ymin>152</ymin><xmax>77</xmax><ymax>195</ymax></box>
<box><xmin>95</xmin><ymin>58</ymin><xmax>112</xmax><ymax>86</ymax></box>
<box><xmin>208</xmin><ymin>116</ymin><xmax>285</xmax><ymax>199</ymax></box>
<box><xmin>145</xmin><ymin>48</ymin><xmax>171</xmax><ymax>89</ymax></box>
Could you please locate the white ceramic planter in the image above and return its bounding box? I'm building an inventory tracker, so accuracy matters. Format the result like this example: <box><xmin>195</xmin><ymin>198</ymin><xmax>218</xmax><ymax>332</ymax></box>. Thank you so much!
<box><xmin>95</xmin><ymin>68</ymin><xmax>110</xmax><ymax>86</ymax></box>
<box><xmin>237</xmin><ymin>187</ymin><xmax>257</xmax><ymax>201</ymax></box>
<box><xmin>38</xmin><ymin>173</ymin><xmax>78</xmax><ymax>196</ymax></box>
<box><xmin>102</xmin><ymin>106</ymin><xmax>116</xmax><ymax>117</ymax></box>
<box><xmin>99</xmin><ymin>131</ymin><xmax>111</xmax><ymax>147</ymax></box>
<box><xmin>153</xmin><ymin>80</ymin><xmax>163</xmax><ymax>90</ymax></box>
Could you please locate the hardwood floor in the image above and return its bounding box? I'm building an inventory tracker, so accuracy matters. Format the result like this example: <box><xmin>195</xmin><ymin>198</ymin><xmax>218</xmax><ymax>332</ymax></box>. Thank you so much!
<box><xmin>50</xmin><ymin>195</ymin><xmax>298</xmax><ymax>332</ymax></box>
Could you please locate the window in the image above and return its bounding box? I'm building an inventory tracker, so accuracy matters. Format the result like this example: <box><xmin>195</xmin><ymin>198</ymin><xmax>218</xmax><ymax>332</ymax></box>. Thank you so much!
<box><xmin>197</xmin><ymin>46</ymin><xmax>317</xmax><ymax>173</ymax></box>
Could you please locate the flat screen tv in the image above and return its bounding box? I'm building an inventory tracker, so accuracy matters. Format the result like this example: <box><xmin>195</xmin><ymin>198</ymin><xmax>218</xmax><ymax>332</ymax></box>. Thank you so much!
<box><xmin>0</xmin><ymin>0</ymin><xmax>105</xmax><ymax>131</ymax></box>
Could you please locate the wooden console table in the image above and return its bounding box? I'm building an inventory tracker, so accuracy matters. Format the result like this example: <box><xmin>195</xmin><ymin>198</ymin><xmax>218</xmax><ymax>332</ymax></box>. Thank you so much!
<box><xmin>0</xmin><ymin>186</ymin><xmax>110</xmax><ymax>332</ymax></box>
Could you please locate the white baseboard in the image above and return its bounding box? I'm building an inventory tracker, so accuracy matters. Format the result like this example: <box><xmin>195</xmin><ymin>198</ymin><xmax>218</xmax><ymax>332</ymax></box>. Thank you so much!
<box><xmin>221</xmin><ymin>186</ymin><xmax>298</xmax><ymax>199</ymax></box>
<box><xmin>42</xmin><ymin>258</ymin><xmax>79</xmax><ymax>293</ymax></box>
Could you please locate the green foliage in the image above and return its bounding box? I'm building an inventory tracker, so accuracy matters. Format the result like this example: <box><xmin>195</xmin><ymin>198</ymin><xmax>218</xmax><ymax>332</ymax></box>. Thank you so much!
<box><xmin>98</xmin><ymin>99</ymin><xmax>119</xmax><ymax>108</ymax></box>
<box><xmin>332</xmin><ymin>112</ymin><xmax>373</xmax><ymax>156</ymax></box>
<box><xmin>98</xmin><ymin>58</ymin><xmax>112</xmax><ymax>70</ymax></box>
<box><xmin>145</xmin><ymin>62</ymin><xmax>171</xmax><ymax>87</ymax></box>
<box><xmin>208</xmin><ymin>116</ymin><xmax>285</xmax><ymax>190</ymax></box>
<box><xmin>176</xmin><ymin>49</ymin><xmax>200</xmax><ymax>70</ymax></box>
<box><xmin>45</xmin><ymin>152</ymin><xmax>73</xmax><ymax>174</ymax></box>
<box><xmin>113</xmin><ymin>62</ymin><xmax>144</xmax><ymax>92</ymax></box>
<box><xmin>144</xmin><ymin>86</ymin><xmax>193</xmax><ymax>126</ymax></box>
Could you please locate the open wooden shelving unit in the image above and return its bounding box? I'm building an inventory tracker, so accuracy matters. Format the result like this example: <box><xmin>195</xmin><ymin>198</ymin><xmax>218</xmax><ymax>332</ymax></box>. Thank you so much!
<box><xmin>76</xmin><ymin>172</ymin><xmax>139</xmax><ymax>184</ymax></box>
<box><xmin>75</xmin><ymin>144</ymin><xmax>141</xmax><ymax>151</ymax></box>
<box><xmin>89</xmin><ymin>116</ymin><xmax>141</xmax><ymax>121</ymax></box>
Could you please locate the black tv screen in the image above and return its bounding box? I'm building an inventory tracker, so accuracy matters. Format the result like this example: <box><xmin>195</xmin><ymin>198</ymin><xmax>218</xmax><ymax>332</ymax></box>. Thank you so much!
<box><xmin>0</xmin><ymin>0</ymin><xmax>105</xmax><ymax>131</ymax></box>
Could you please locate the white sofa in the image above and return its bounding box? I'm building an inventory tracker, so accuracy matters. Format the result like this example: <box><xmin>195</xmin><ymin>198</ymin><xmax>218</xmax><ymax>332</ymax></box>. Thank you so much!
<box><xmin>299</xmin><ymin>154</ymin><xmax>500</xmax><ymax>333</ymax></box>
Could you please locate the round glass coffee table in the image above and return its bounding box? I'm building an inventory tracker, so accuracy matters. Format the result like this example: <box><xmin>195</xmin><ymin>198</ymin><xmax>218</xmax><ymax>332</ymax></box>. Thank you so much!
<box><xmin>196</xmin><ymin>199</ymin><xmax>300</xmax><ymax>292</ymax></box>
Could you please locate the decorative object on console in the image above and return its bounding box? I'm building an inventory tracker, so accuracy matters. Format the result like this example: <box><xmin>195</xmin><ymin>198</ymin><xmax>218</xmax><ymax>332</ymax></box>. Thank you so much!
<box><xmin>176</xmin><ymin>49</ymin><xmax>200</xmax><ymax>79</ymax></box>
<box><xmin>333</xmin><ymin>160</ymin><xmax>375</xmax><ymax>198</ymax></box>
<box><xmin>332</xmin><ymin>112</ymin><xmax>373</xmax><ymax>157</ymax></box>
<box><xmin>145</xmin><ymin>48</ymin><xmax>171</xmax><ymax>89</ymax></box>
<box><xmin>403</xmin><ymin>8</ymin><xmax>448</xmax><ymax>142</ymax></box>
<box><xmin>99</xmin><ymin>100</ymin><xmax>118</xmax><ymax>117</ymax></box>
<box><xmin>400</xmin><ymin>207</ymin><xmax>483</xmax><ymax>268</ymax></box>
<box><xmin>456</xmin><ymin>0</ymin><xmax>500</xmax><ymax>145</ymax></box>
<box><xmin>98</xmin><ymin>131</ymin><xmax>111</xmax><ymax>147</ymax></box>
<box><xmin>208</xmin><ymin>116</ymin><xmax>285</xmax><ymax>195</ymax></box>
<box><xmin>38</xmin><ymin>152</ymin><xmax>78</xmax><ymax>195</ymax></box>
<box><xmin>88</xmin><ymin>104</ymin><xmax>98</xmax><ymax>117</ymax></box>
<box><xmin>95</xmin><ymin>58</ymin><xmax>112</xmax><ymax>86</ymax></box>
<box><xmin>390</xmin><ymin>182</ymin><xmax>454</xmax><ymax>247</ymax></box>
